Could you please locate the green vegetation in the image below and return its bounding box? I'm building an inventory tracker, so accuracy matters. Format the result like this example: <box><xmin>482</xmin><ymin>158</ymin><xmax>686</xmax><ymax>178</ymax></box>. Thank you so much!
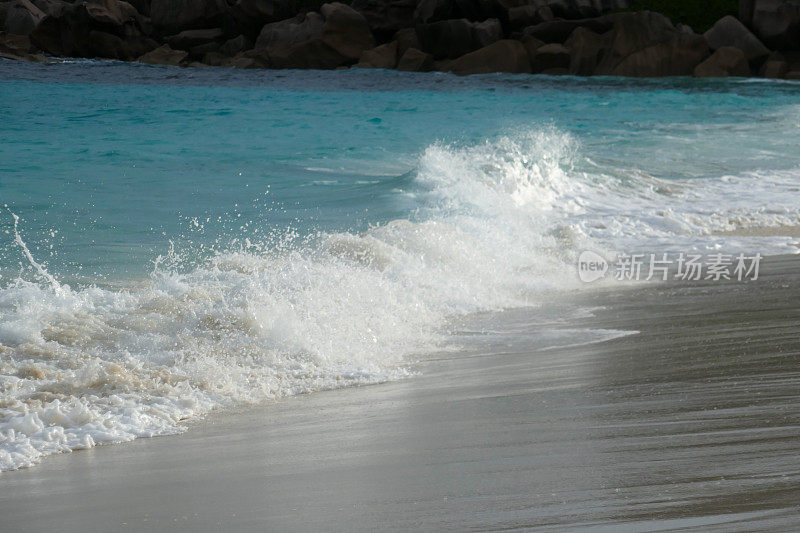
<box><xmin>624</xmin><ymin>0</ymin><xmax>739</xmax><ymax>33</ymax></box>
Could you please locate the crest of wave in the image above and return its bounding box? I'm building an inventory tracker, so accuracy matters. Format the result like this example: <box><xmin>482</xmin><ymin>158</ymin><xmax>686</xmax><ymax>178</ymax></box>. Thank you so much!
<box><xmin>0</xmin><ymin>129</ymin><xmax>587</xmax><ymax>471</ymax></box>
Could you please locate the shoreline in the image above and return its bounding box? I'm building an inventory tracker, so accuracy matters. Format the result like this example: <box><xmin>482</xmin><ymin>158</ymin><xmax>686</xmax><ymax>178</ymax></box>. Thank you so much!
<box><xmin>0</xmin><ymin>254</ymin><xmax>797</xmax><ymax>531</ymax></box>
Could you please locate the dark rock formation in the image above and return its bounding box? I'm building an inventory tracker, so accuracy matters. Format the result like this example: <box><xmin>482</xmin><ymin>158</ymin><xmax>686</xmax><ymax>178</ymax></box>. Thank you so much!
<box><xmin>594</xmin><ymin>11</ymin><xmax>709</xmax><ymax>77</ymax></box>
<box><xmin>137</xmin><ymin>43</ymin><xmax>186</xmax><ymax>64</ymax></box>
<box><xmin>565</xmin><ymin>26</ymin><xmax>609</xmax><ymax>75</ymax></box>
<box><xmin>255</xmin><ymin>3</ymin><xmax>374</xmax><ymax>69</ymax></box>
<box><xmin>508</xmin><ymin>5</ymin><xmax>553</xmax><ymax>31</ymax></box>
<box><xmin>350</xmin><ymin>0</ymin><xmax>416</xmax><ymax>41</ymax></box>
<box><xmin>4</xmin><ymin>0</ymin><xmax>46</xmax><ymax>35</ymax></box>
<box><xmin>759</xmin><ymin>50</ymin><xmax>789</xmax><ymax>77</ymax></box>
<box><xmin>530</xmin><ymin>42</ymin><xmax>569</xmax><ymax>72</ymax></box>
<box><xmin>751</xmin><ymin>0</ymin><xmax>800</xmax><ymax>50</ymax></box>
<box><xmin>704</xmin><ymin>15</ymin><xmax>769</xmax><ymax>64</ymax></box>
<box><xmin>167</xmin><ymin>28</ymin><xmax>223</xmax><ymax>51</ymax></box>
<box><xmin>416</xmin><ymin>18</ymin><xmax>503</xmax><ymax>59</ymax></box>
<box><xmin>149</xmin><ymin>0</ymin><xmax>227</xmax><ymax>34</ymax></box>
<box><xmin>523</xmin><ymin>17</ymin><xmax>613</xmax><ymax>43</ymax></box>
<box><xmin>396</xmin><ymin>46</ymin><xmax>433</xmax><ymax>70</ymax></box>
<box><xmin>449</xmin><ymin>39</ymin><xmax>531</xmax><ymax>74</ymax></box>
<box><xmin>393</xmin><ymin>26</ymin><xmax>419</xmax><ymax>57</ymax></box>
<box><xmin>228</xmin><ymin>0</ymin><xmax>293</xmax><ymax>40</ymax></box>
<box><xmin>693</xmin><ymin>46</ymin><xmax>751</xmax><ymax>77</ymax></box>
<box><xmin>355</xmin><ymin>40</ymin><xmax>398</xmax><ymax>68</ymax></box>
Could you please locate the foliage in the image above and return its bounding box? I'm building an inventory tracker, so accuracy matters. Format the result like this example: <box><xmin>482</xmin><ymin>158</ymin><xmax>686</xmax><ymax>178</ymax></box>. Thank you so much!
<box><xmin>623</xmin><ymin>0</ymin><xmax>739</xmax><ymax>33</ymax></box>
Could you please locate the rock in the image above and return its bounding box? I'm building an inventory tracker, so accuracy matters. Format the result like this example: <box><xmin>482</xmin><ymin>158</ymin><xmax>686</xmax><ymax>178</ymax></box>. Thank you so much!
<box><xmin>319</xmin><ymin>2</ymin><xmax>375</xmax><ymax>61</ymax></box>
<box><xmin>394</xmin><ymin>26</ymin><xmax>419</xmax><ymax>57</ymax></box>
<box><xmin>472</xmin><ymin>18</ymin><xmax>501</xmax><ymax>48</ymax></box>
<box><xmin>350</xmin><ymin>0</ymin><xmax>416</xmax><ymax>41</ymax></box>
<box><xmin>448</xmin><ymin>39</ymin><xmax>531</xmax><ymax>75</ymax></box>
<box><xmin>219</xmin><ymin>34</ymin><xmax>250</xmax><ymax>56</ymax></box>
<box><xmin>396</xmin><ymin>46</ymin><xmax>433</xmax><ymax>70</ymax></box>
<box><xmin>355</xmin><ymin>40</ymin><xmax>397</xmax><ymax>68</ymax></box>
<box><xmin>704</xmin><ymin>15</ymin><xmax>769</xmax><ymax>64</ymax></box>
<box><xmin>751</xmin><ymin>0</ymin><xmax>800</xmax><ymax>50</ymax></box>
<box><xmin>4</xmin><ymin>0</ymin><xmax>46</xmax><ymax>36</ymax></box>
<box><xmin>414</xmin><ymin>0</ymin><xmax>503</xmax><ymax>24</ymax></box>
<box><xmin>255</xmin><ymin>3</ymin><xmax>374</xmax><ymax>69</ymax></box>
<box><xmin>166</xmin><ymin>28</ymin><xmax>224</xmax><ymax>50</ymax></box>
<box><xmin>84</xmin><ymin>0</ymin><xmax>125</xmax><ymax>28</ymax></box>
<box><xmin>759</xmin><ymin>51</ymin><xmax>789</xmax><ymax>77</ymax></box>
<box><xmin>523</xmin><ymin>17</ymin><xmax>613</xmax><ymax>43</ymax></box>
<box><xmin>416</xmin><ymin>18</ymin><xmax>474</xmax><ymax>59</ymax></box>
<box><xmin>126</xmin><ymin>0</ymin><xmax>150</xmax><ymax>17</ymax></box>
<box><xmin>520</xmin><ymin>34</ymin><xmax>544</xmax><ymax>59</ymax></box>
<box><xmin>29</xmin><ymin>3</ymin><xmax>92</xmax><ymax>57</ymax></box>
<box><xmin>87</xmin><ymin>29</ymin><xmax>156</xmax><ymax>59</ymax></box>
<box><xmin>530</xmin><ymin>42</ymin><xmax>569</xmax><ymax>72</ymax></box>
<box><xmin>149</xmin><ymin>0</ymin><xmax>228</xmax><ymax>33</ymax></box>
<box><xmin>740</xmin><ymin>0</ymin><xmax>756</xmax><ymax>27</ymax></box>
<box><xmin>693</xmin><ymin>46</ymin><xmax>751</xmax><ymax>77</ymax></box>
<box><xmin>229</xmin><ymin>0</ymin><xmax>293</xmax><ymax>39</ymax></box>
<box><xmin>0</xmin><ymin>32</ymin><xmax>34</xmax><ymax>53</ymax></box>
<box><xmin>416</xmin><ymin>18</ymin><xmax>500</xmax><ymax>59</ymax></box>
<box><xmin>508</xmin><ymin>5</ymin><xmax>553</xmax><ymax>31</ymax></box>
<box><xmin>137</xmin><ymin>43</ymin><xmax>187</xmax><ymax>64</ymax></box>
<box><xmin>595</xmin><ymin>11</ymin><xmax>710</xmax><ymax>77</ymax></box>
<box><xmin>546</xmin><ymin>0</ymin><xmax>602</xmax><ymax>19</ymax></box>
<box><xmin>565</xmin><ymin>26</ymin><xmax>609</xmax><ymax>75</ymax></box>
<box><xmin>202</xmin><ymin>51</ymin><xmax>228</xmax><ymax>65</ymax></box>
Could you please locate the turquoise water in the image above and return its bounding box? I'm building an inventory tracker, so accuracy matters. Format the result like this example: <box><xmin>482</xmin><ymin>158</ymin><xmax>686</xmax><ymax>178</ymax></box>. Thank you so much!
<box><xmin>1</xmin><ymin>59</ymin><xmax>800</xmax><ymax>471</ymax></box>
<box><xmin>3</xmin><ymin>62</ymin><xmax>800</xmax><ymax>281</ymax></box>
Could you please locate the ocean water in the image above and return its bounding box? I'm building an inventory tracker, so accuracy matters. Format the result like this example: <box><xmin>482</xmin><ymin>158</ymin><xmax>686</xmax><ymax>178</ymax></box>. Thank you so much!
<box><xmin>1</xmin><ymin>60</ymin><xmax>799</xmax><ymax>471</ymax></box>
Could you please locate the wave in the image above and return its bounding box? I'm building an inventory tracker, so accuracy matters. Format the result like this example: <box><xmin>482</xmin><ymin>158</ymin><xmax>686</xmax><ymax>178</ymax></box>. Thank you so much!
<box><xmin>2</xmin><ymin>128</ymin><xmax>799</xmax><ymax>471</ymax></box>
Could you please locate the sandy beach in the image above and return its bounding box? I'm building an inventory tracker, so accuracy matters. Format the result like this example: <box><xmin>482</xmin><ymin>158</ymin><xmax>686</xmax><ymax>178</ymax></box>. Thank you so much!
<box><xmin>0</xmin><ymin>255</ymin><xmax>797</xmax><ymax>531</ymax></box>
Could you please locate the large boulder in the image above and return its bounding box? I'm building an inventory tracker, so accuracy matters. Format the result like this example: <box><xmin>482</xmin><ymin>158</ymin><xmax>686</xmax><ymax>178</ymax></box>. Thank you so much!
<box><xmin>255</xmin><ymin>3</ymin><xmax>374</xmax><ymax>69</ymax></box>
<box><xmin>414</xmin><ymin>0</ymin><xmax>503</xmax><ymax>24</ymax></box>
<box><xmin>751</xmin><ymin>0</ymin><xmax>800</xmax><ymax>50</ymax></box>
<box><xmin>355</xmin><ymin>40</ymin><xmax>398</xmax><ymax>68</ymax></box>
<box><xmin>704</xmin><ymin>15</ymin><xmax>769</xmax><ymax>64</ymax></box>
<box><xmin>544</xmin><ymin>0</ymin><xmax>602</xmax><ymax>19</ymax></box>
<box><xmin>508</xmin><ymin>5</ymin><xmax>553</xmax><ymax>31</ymax></box>
<box><xmin>393</xmin><ymin>26</ymin><xmax>419</xmax><ymax>56</ymax></box>
<box><xmin>448</xmin><ymin>39</ymin><xmax>531</xmax><ymax>75</ymax></box>
<box><xmin>472</xmin><ymin>18</ymin><xmax>502</xmax><ymax>47</ymax></box>
<box><xmin>149</xmin><ymin>0</ymin><xmax>228</xmax><ymax>34</ymax></box>
<box><xmin>595</xmin><ymin>11</ymin><xmax>710</xmax><ymax>77</ymax></box>
<box><xmin>4</xmin><ymin>0</ymin><xmax>46</xmax><ymax>35</ymax></box>
<box><xmin>522</xmin><ymin>17</ymin><xmax>613</xmax><ymax>43</ymax></box>
<box><xmin>166</xmin><ymin>28</ymin><xmax>224</xmax><ymax>50</ymax></box>
<box><xmin>29</xmin><ymin>0</ymin><xmax>151</xmax><ymax>58</ymax></box>
<box><xmin>137</xmin><ymin>43</ymin><xmax>187</xmax><ymax>64</ymax></box>
<box><xmin>416</xmin><ymin>17</ymin><xmax>501</xmax><ymax>59</ymax></box>
<box><xmin>350</xmin><ymin>0</ymin><xmax>417</xmax><ymax>41</ymax></box>
<box><xmin>693</xmin><ymin>46</ymin><xmax>751</xmax><ymax>77</ymax></box>
<box><xmin>530</xmin><ymin>42</ymin><xmax>569</xmax><ymax>72</ymax></box>
<box><xmin>564</xmin><ymin>26</ymin><xmax>610</xmax><ymax>75</ymax></box>
<box><xmin>30</xmin><ymin>2</ymin><xmax>93</xmax><ymax>56</ymax></box>
<box><xmin>396</xmin><ymin>46</ymin><xmax>433</xmax><ymax>70</ymax></box>
<box><xmin>229</xmin><ymin>0</ymin><xmax>293</xmax><ymax>39</ymax></box>
<box><xmin>759</xmin><ymin>50</ymin><xmax>789</xmax><ymax>77</ymax></box>
<box><xmin>320</xmin><ymin>2</ymin><xmax>375</xmax><ymax>60</ymax></box>
<box><xmin>87</xmin><ymin>29</ymin><xmax>157</xmax><ymax>59</ymax></box>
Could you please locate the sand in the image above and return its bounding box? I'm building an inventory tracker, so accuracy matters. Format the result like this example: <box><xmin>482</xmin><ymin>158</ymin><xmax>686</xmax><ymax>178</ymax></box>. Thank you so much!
<box><xmin>0</xmin><ymin>256</ymin><xmax>798</xmax><ymax>532</ymax></box>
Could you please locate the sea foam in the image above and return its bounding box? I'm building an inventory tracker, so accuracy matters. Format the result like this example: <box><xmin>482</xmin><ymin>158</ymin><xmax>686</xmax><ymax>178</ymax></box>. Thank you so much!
<box><xmin>1</xmin><ymin>128</ymin><xmax>798</xmax><ymax>471</ymax></box>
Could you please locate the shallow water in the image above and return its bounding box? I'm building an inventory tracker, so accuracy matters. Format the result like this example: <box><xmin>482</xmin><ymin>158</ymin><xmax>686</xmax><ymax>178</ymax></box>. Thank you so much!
<box><xmin>1</xmin><ymin>60</ymin><xmax>799</xmax><ymax>471</ymax></box>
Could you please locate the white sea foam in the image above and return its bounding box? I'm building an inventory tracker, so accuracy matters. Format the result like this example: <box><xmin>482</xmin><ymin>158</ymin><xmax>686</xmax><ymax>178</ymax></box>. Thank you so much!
<box><xmin>1</xmin><ymin>128</ymin><xmax>798</xmax><ymax>471</ymax></box>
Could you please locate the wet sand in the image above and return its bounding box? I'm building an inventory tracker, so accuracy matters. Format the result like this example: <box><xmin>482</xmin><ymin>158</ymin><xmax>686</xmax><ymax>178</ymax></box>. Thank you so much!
<box><xmin>0</xmin><ymin>255</ymin><xmax>798</xmax><ymax>532</ymax></box>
